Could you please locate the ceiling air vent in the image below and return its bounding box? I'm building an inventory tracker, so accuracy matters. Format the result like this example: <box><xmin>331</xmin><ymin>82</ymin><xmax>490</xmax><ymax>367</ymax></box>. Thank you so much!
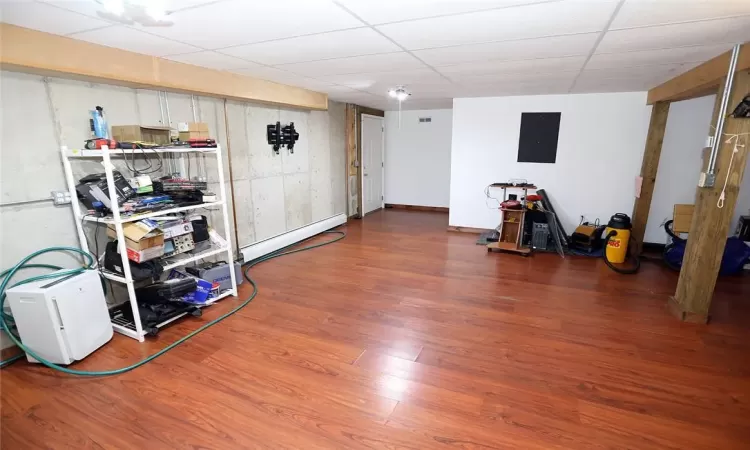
<box><xmin>418</xmin><ymin>117</ymin><xmax>432</xmax><ymax>123</ymax></box>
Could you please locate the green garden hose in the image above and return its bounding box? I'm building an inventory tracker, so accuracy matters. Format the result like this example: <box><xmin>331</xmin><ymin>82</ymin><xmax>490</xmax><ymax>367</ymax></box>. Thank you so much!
<box><xmin>0</xmin><ymin>231</ymin><xmax>345</xmax><ymax>376</ymax></box>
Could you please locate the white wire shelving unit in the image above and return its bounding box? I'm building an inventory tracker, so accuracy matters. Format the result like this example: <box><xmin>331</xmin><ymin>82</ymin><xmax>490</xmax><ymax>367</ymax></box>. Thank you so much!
<box><xmin>60</xmin><ymin>145</ymin><xmax>238</xmax><ymax>342</ymax></box>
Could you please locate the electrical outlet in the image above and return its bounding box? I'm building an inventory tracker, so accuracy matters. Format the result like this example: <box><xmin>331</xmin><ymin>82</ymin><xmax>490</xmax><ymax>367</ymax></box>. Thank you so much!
<box><xmin>51</xmin><ymin>190</ymin><xmax>71</xmax><ymax>206</ymax></box>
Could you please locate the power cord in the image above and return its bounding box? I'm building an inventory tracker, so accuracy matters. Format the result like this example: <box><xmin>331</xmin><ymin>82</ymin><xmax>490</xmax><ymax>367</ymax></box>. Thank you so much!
<box><xmin>0</xmin><ymin>230</ymin><xmax>345</xmax><ymax>375</ymax></box>
<box><xmin>122</xmin><ymin>144</ymin><xmax>164</xmax><ymax>176</ymax></box>
<box><xmin>484</xmin><ymin>184</ymin><xmax>501</xmax><ymax>209</ymax></box>
<box><xmin>718</xmin><ymin>135</ymin><xmax>743</xmax><ymax>208</ymax></box>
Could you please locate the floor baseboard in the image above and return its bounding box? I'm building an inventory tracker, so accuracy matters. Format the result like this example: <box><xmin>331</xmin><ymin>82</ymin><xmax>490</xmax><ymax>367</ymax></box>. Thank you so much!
<box><xmin>240</xmin><ymin>214</ymin><xmax>347</xmax><ymax>262</ymax></box>
<box><xmin>384</xmin><ymin>203</ymin><xmax>449</xmax><ymax>213</ymax></box>
<box><xmin>447</xmin><ymin>225</ymin><xmax>491</xmax><ymax>234</ymax></box>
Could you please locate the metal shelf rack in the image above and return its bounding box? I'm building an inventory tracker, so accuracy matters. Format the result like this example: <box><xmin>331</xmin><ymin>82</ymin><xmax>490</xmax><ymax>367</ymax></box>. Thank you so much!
<box><xmin>60</xmin><ymin>145</ymin><xmax>238</xmax><ymax>342</ymax></box>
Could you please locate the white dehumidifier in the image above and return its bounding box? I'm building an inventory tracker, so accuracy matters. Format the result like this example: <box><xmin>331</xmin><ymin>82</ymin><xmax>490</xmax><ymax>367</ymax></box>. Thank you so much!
<box><xmin>5</xmin><ymin>269</ymin><xmax>113</xmax><ymax>364</ymax></box>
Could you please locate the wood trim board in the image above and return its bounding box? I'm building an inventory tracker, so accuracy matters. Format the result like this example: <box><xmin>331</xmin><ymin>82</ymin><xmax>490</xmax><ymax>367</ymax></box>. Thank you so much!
<box><xmin>0</xmin><ymin>23</ymin><xmax>327</xmax><ymax>110</ymax></box>
<box><xmin>385</xmin><ymin>204</ymin><xmax>449</xmax><ymax>213</ymax></box>
<box><xmin>647</xmin><ymin>43</ymin><xmax>749</xmax><ymax>104</ymax></box>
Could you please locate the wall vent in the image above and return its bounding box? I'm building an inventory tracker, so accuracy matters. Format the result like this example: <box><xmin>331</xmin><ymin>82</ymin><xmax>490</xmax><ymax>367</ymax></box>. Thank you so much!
<box><xmin>418</xmin><ymin>117</ymin><xmax>432</xmax><ymax>123</ymax></box>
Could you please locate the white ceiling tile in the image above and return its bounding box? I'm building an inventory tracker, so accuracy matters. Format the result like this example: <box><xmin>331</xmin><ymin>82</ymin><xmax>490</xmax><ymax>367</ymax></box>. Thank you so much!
<box><xmin>437</xmin><ymin>56</ymin><xmax>586</xmax><ymax>77</ymax></box>
<box><xmin>232</xmin><ymin>66</ymin><xmax>302</xmax><ymax>81</ymax></box>
<box><xmin>337</xmin><ymin>0</ymin><xmax>548</xmax><ymax>25</ymax></box>
<box><xmin>320</xmin><ymin>85</ymin><xmax>359</xmax><ymax>94</ymax></box>
<box><xmin>37</xmin><ymin>0</ymin><xmax>117</xmax><ymax>22</ymax></box>
<box><xmin>145</xmin><ymin>0</ymin><xmax>363</xmax><ymax>49</ymax></box>
<box><xmin>164</xmin><ymin>51</ymin><xmax>259</xmax><ymax>70</ymax></box>
<box><xmin>375</xmin><ymin>0</ymin><xmax>619</xmax><ymax>50</ymax></box>
<box><xmin>277</xmin><ymin>52</ymin><xmax>426</xmax><ymax>77</ymax></box>
<box><xmin>581</xmin><ymin>64</ymin><xmax>684</xmax><ymax>79</ymax></box>
<box><xmin>572</xmin><ymin>77</ymin><xmax>656</xmax><ymax>94</ymax></box>
<box><xmin>69</xmin><ymin>26</ymin><xmax>200</xmax><ymax>56</ymax></box>
<box><xmin>220</xmin><ymin>28</ymin><xmax>400</xmax><ymax>65</ymax></box>
<box><xmin>574</xmin><ymin>64</ymin><xmax>686</xmax><ymax>92</ymax></box>
<box><xmin>0</xmin><ymin>1</ymin><xmax>109</xmax><ymax>35</ymax></box>
<box><xmin>232</xmin><ymin>66</ymin><xmax>318</xmax><ymax>83</ymax></box>
<box><xmin>38</xmin><ymin>0</ymin><xmax>217</xmax><ymax>19</ymax></box>
<box><xmin>317</xmin><ymin>68</ymin><xmax>446</xmax><ymax>89</ymax></box>
<box><xmin>597</xmin><ymin>16</ymin><xmax>750</xmax><ymax>54</ymax></box>
<box><xmin>588</xmin><ymin>44</ymin><xmax>734</xmax><ymax>69</ymax></box>
<box><xmin>361</xmin><ymin>80</ymin><xmax>455</xmax><ymax>98</ymax></box>
<box><xmin>329</xmin><ymin>91</ymin><xmax>389</xmax><ymax>109</ymax></box>
<box><xmin>395</xmin><ymin>98</ymin><xmax>454</xmax><ymax>111</ymax></box>
<box><xmin>453</xmin><ymin>80</ymin><xmax>572</xmax><ymax>98</ymax></box>
<box><xmin>450</xmin><ymin>70</ymin><xmax>578</xmax><ymax>86</ymax></box>
<box><xmin>414</xmin><ymin>33</ymin><xmax>598</xmax><ymax>66</ymax></box>
<box><xmin>611</xmin><ymin>0</ymin><xmax>750</xmax><ymax>30</ymax></box>
<box><xmin>231</xmin><ymin>66</ymin><xmax>336</xmax><ymax>92</ymax></box>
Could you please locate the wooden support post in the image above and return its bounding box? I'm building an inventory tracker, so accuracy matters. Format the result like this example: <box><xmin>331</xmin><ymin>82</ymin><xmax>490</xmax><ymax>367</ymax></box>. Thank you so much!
<box><xmin>631</xmin><ymin>101</ymin><xmax>670</xmax><ymax>253</ymax></box>
<box><xmin>669</xmin><ymin>69</ymin><xmax>750</xmax><ymax>323</ymax></box>
<box><xmin>345</xmin><ymin>104</ymin><xmax>358</xmax><ymax>217</ymax></box>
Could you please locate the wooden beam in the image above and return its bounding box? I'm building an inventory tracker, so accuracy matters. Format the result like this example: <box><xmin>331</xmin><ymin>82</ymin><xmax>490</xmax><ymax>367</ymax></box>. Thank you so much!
<box><xmin>670</xmin><ymin>69</ymin><xmax>750</xmax><ymax>323</ymax></box>
<box><xmin>647</xmin><ymin>43</ymin><xmax>750</xmax><ymax>104</ymax></box>
<box><xmin>345</xmin><ymin>104</ymin><xmax>358</xmax><ymax>217</ymax></box>
<box><xmin>631</xmin><ymin>102</ymin><xmax>670</xmax><ymax>252</ymax></box>
<box><xmin>0</xmin><ymin>23</ymin><xmax>327</xmax><ymax>110</ymax></box>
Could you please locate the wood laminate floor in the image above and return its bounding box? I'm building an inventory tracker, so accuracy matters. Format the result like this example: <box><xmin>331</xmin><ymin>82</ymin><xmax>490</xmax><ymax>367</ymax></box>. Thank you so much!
<box><xmin>2</xmin><ymin>209</ymin><xmax>750</xmax><ymax>449</ymax></box>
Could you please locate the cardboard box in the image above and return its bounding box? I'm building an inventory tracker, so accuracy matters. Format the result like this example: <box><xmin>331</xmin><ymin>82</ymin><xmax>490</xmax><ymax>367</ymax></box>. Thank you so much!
<box><xmin>177</xmin><ymin>122</ymin><xmax>210</xmax><ymax>141</ymax></box>
<box><xmin>107</xmin><ymin>219</ymin><xmax>165</xmax><ymax>263</ymax></box>
<box><xmin>673</xmin><ymin>204</ymin><xmax>695</xmax><ymax>234</ymax></box>
<box><xmin>112</xmin><ymin>125</ymin><xmax>172</xmax><ymax>145</ymax></box>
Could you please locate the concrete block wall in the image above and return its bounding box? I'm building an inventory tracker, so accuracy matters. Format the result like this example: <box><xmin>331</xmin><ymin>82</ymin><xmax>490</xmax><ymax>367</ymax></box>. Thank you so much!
<box><xmin>0</xmin><ymin>69</ymin><xmax>346</xmax><ymax>301</ymax></box>
<box><xmin>225</xmin><ymin>100</ymin><xmax>347</xmax><ymax>247</ymax></box>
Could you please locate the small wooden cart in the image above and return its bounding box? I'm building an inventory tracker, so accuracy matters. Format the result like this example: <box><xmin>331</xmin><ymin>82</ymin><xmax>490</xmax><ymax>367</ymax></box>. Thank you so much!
<box><xmin>486</xmin><ymin>183</ymin><xmax>537</xmax><ymax>256</ymax></box>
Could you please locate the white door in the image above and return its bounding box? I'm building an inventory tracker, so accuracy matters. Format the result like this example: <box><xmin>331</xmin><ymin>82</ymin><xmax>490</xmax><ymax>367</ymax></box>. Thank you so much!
<box><xmin>361</xmin><ymin>115</ymin><xmax>384</xmax><ymax>215</ymax></box>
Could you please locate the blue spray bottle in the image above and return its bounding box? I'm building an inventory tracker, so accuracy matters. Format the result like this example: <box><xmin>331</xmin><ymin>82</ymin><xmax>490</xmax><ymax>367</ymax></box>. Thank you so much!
<box><xmin>90</xmin><ymin>106</ymin><xmax>109</xmax><ymax>139</ymax></box>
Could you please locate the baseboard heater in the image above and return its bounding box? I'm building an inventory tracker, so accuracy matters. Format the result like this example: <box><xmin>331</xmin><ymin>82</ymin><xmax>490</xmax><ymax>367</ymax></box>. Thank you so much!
<box><xmin>239</xmin><ymin>213</ymin><xmax>347</xmax><ymax>263</ymax></box>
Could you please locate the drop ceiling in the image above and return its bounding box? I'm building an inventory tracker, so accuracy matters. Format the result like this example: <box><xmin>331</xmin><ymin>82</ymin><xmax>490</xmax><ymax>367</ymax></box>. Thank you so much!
<box><xmin>2</xmin><ymin>0</ymin><xmax>749</xmax><ymax>111</ymax></box>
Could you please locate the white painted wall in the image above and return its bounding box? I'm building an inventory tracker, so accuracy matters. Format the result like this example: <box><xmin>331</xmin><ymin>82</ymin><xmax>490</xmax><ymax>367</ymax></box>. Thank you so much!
<box><xmin>449</xmin><ymin>92</ymin><xmax>651</xmax><ymax>233</ymax></box>
<box><xmin>384</xmin><ymin>109</ymin><xmax>453</xmax><ymax>208</ymax></box>
<box><xmin>645</xmin><ymin>96</ymin><xmax>715</xmax><ymax>243</ymax></box>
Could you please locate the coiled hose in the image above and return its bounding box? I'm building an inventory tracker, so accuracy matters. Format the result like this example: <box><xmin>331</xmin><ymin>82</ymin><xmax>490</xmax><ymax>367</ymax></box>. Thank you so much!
<box><xmin>0</xmin><ymin>230</ymin><xmax>345</xmax><ymax>375</ymax></box>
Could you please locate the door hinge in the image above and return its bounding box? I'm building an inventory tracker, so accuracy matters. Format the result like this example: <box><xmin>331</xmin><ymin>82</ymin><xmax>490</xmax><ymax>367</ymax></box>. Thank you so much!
<box><xmin>382</xmin><ymin>195</ymin><xmax>384</xmax><ymax>200</ymax></box>
<box><xmin>381</xmin><ymin>162</ymin><xmax>384</xmax><ymax>167</ymax></box>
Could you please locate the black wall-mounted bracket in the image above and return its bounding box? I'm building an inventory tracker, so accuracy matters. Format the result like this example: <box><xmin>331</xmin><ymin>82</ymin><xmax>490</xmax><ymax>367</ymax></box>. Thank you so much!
<box><xmin>282</xmin><ymin>122</ymin><xmax>300</xmax><ymax>153</ymax></box>
<box><xmin>267</xmin><ymin>121</ymin><xmax>301</xmax><ymax>154</ymax></box>
<box><xmin>267</xmin><ymin>122</ymin><xmax>282</xmax><ymax>154</ymax></box>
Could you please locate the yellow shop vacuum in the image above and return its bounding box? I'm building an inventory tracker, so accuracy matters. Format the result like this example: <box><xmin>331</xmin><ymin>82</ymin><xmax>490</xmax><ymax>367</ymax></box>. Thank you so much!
<box><xmin>603</xmin><ymin>213</ymin><xmax>640</xmax><ymax>274</ymax></box>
